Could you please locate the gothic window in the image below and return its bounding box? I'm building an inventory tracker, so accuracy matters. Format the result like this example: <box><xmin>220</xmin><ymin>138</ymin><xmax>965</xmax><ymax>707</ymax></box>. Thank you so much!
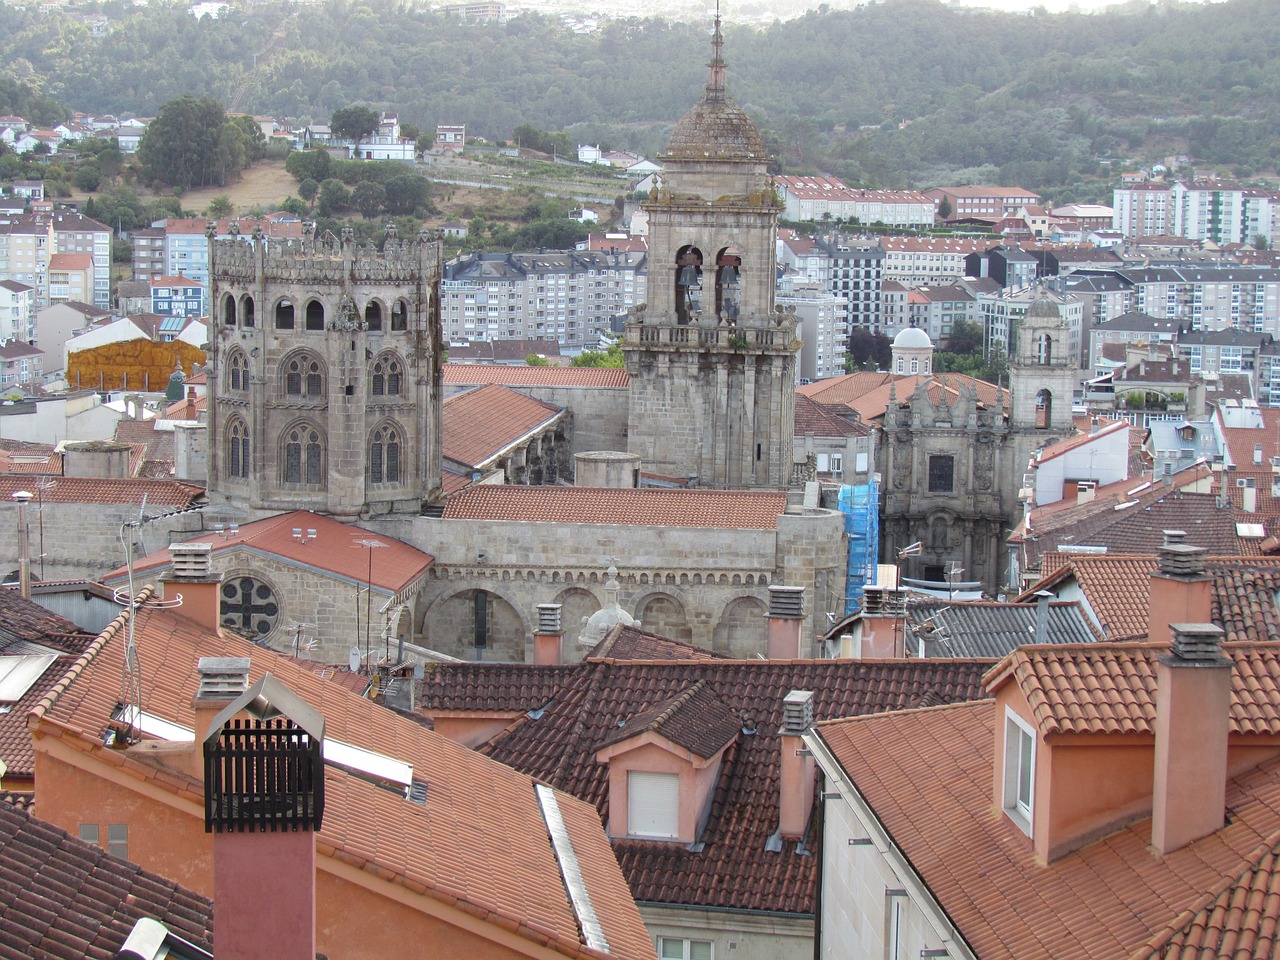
<box><xmin>390</xmin><ymin>299</ymin><xmax>408</xmax><ymax>331</ymax></box>
<box><xmin>222</xmin><ymin>293</ymin><xmax>236</xmax><ymax>326</ymax></box>
<box><xmin>928</xmin><ymin>455</ymin><xmax>955</xmax><ymax>493</ymax></box>
<box><xmin>227</xmin><ymin>418</ymin><xmax>249</xmax><ymax>478</ymax></box>
<box><xmin>371</xmin><ymin>355</ymin><xmax>402</xmax><ymax>397</ymax></box>
<box><xmin>241</xmin><ymin>295</ymin><xmax>255</xmax><ymax>328</ymax></box>
<box><xmin>274</xmin><ymin>298</ymin><xmax>294</xmax><ymax>329</ymax></box>
<box><xmin>305</xmin><ymin>300</ymin><xmax>325</xmax><ymax>331</ymax></box>
<box><xmin>370</xmin><ymin>423</ymin><xmax>402</xmax><ymax>484</ymax></box>
<box><xmin>284</xmin><ymin>354</ymin><xmax>324</xmax><ymax>398</ymax></box>
<box><xmin>226</xmin><ymin>351</ymin><xmax>248</xmax><ymax>391</ymax></box>
<box><xmin>220</xmin><ymin>576</ymin><xmax>279</xmax><ymax>638</ymax></box>
<box><xmin>284</xmin><ymin>425</ymin><xmax>324</xmax><ymax>485</ymax></box>
<box><xmin>365</xmin><ymin>300</ymin><xmax>383</xmax><ymax>331</ymax></box>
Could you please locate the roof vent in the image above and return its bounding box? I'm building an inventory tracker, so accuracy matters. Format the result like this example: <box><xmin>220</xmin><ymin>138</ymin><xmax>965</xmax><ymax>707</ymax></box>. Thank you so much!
<box><xmin>537</xmin><ymin>603</ymin><xmax>563</xmax><ymax>634</ymax></box>
<box><xmin>781</xmin><ymin>690</ymin><xmax>814</xmax><ymax>735</ymax></box>
<box><xmin>1157</xmin><ymin>529</ymin><xmax>1207</xmax><ymax>578</ymax></box>
<box><xmin>768</xmin><ymin>585</ymin><xmax>805</xmax><ymax>619</ymax></box>
<box><xmin>1169</xmin><ymin>622</ymin><xmax>1226</xmax><ymax>663</ymax></box>
<box><xmin>196</xmin><ymin>657</ymin><xmax>250</xmax><ymax>701</ymax></box>
<box><xmin>168</xmin><ymin>542</ymin><xmax>213</xmax><ymax>580</ymax></box>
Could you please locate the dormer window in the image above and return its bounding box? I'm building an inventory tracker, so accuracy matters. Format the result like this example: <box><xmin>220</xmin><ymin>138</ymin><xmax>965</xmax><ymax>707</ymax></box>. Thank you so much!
<box><xmin>1002</xmin><ymin>707</ymin><xmax>1035</xmax><ymax>836</ymax></box>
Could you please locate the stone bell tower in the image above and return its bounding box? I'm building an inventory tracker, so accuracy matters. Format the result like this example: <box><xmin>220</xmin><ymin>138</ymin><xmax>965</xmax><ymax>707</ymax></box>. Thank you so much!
<box><xmin>1010</xmin><ymin>292</ymin><xmax>1075</xmax><ymax>434</ymax></box>
<box><xmin>206</xmin><ymin>222</ymin><xmax>443</xmax><ymax>519</ymax></box>
<box><xmin>623</xmin><ymin>14</ymin><xmax>798</xmax><ymax>489</ymax></box>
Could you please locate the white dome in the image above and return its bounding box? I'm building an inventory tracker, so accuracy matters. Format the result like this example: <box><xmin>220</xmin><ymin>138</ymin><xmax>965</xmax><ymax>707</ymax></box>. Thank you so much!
<box><xmin>577</xmin><ymin>565</ymin><xmax>639</xmax><ymax>647</ymax></box>
<box><xmin>893</xmin><ymin>327</ymin><xmax>932</xmax><ymax>349</ymax></box>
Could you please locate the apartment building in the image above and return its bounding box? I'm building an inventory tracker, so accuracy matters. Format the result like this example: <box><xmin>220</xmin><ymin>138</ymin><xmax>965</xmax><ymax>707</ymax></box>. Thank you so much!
<box><xmin>1171</xmin><ymin>180</ymin><xmax>1280</xmax><ymax>248</ymax></box>
<box><xmin>813</xmin><ymin>236</ymin><xmax>884</xmax><ymax>333</ymax></box>
<box><xmin>975</xmin><ymin>285</ymin><xmax>1083</xmax><ymax>365</ymax></box>
<box><xmin>150</xmin><ymin>275</ymin><xmax>206</xmax><ymax>318</ymax></box>
<box><xmin>898</xmin><ymin>284</ymin><xmax>977</xmax><ymax>344</ymax></box>
<box><xmin>133</xmin><ymin>214</ymin><xmax>305</xmax><ymax>290</ymax></box>
<box><xmin>0</xmin><ymin>210</ymin><xmax>111</xmax><ymax>310</ymax></box>
<box><xmin>441</xmin><ymin>249</ymin><xmax>646</xmax><ymax>346</ymax></box>
<box><xmin>1111</xmin><ymin>181</ymin><xmax>1173</xmax><ymax>238</ymax></box>
<box><xmin>879</xmin><ymin>236</ymin><xmax>988</xmax><ymax>286</ymax></box>
<box><xmin>925</xmin><ymin>185</ymin><xmax>1042</xmax><ymax>220</ymax></box>
<box><xmin>1124</xmin><ymin>266</ymin><xmax>1280</xmax><ymax>332</ymax></box>
<box><xmin>777</xmin><ymin>277</ymin><xmax>848</xmax><ymax>381</ymax></box>
<box><xmin>0</xmin><ymin>279</ymin><xmax>34</xmax><ymax>343</ymax></box>
<box><xmin>772</xmin><ymin>176</ymin><xmax>934</xmax><ymax>229</ymax></box>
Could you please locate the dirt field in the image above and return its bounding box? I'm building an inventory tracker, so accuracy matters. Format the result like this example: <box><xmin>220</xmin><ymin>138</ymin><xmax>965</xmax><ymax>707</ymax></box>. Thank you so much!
<box><xmin>177</xmin><ymin>159</ymin><xmax>297</xmax><ymax>215</ymax></box>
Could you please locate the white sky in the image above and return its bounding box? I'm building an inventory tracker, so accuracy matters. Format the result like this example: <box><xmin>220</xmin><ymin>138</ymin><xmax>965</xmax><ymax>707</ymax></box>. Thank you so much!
<box><xmin>947</xmin><ymin>0</ymin><xmax>1222</xmax><ymax>10</ymax></box>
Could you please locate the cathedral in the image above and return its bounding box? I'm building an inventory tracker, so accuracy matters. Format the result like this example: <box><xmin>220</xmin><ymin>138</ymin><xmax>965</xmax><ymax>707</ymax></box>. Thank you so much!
<box><xmin>191</xmin><ymin>18</ymin><xmax>844</xmax><ymax>663</ymax></box>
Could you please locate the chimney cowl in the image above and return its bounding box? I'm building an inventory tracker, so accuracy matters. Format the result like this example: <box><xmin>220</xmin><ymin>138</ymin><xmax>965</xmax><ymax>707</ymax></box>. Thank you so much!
<box><xmin>536</xmin><ymin>602</ymin><xmax>563</xmax><ymax>635</ymax></box>
<box><xmin>1157</xmin><ymin>529</ymin><xmax>1207</xmax><ymax>578</ymax></box>
<box><xmin>780</xmin><ymin>690</ymin><xmax>814</xmax><ymax>735</ymax></box>
<box><xmin>196</xmin><ymin>657</ymin><xmax>250</xmax><ymax>700</ymax></box>
<box><xmin>1167</xmin><ymin>622</ymin><xmax>1228</xmax><ymax>664</ymax></box>
<box><xmin>168</xmin><ymin>542</ymin><xmax>214</xmax><ymax>580</ymax></box>
<box><xmin>768</xmin><ymin>585</ymin><xmax>805</xmax><ymax>620</ymax></box>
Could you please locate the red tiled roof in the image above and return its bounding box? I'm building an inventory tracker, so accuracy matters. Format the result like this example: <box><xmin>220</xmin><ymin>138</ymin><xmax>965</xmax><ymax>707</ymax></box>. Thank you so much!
<box><xmin>31</xmin><ymin>596</ymin><xmax>656</xmax><ymax>960</ymax></box>
<box><xmin>442</xmin><ymin>384</ymin><xmax>564</xmax><ymax>468</ymax></box>
<box><xmin>444</xmin><ymin>363</ymin><xmax>629</xmax><ymax>388</ymax></box>
<box><xmin>1026</xmin><ymin>555</ymin><xmax>1280</xmax><ymax>641</ymax></box>
<box><xmin>816</xmin><ymin>701</ymin><xmax>1280</xmax><ymax>960</ymax></box>
<box><xmin>590</xmin><ymin>624</ymin><xmax>728</xmax><ymax>661</ymax></box>
<box><xmin>442</xmin><ymin>486</ymin><xmax>789</xmax><ymax>528</ymax></box>
<box><xmin>984</xmin><ymin>641</ymin><xmax>1280</xmax><ymax>736</ymax></box>
<box><xmin>0</xmin><ymin>476</ymin><xmax>203</xmax><ymax>506</ymax></box>
<box><xmin>0</xmin><ymin>800</ymin><xmax>214</xmax><ymax>958</ymax></box>
<box><xmin>1220</xmin><ymin>407</ymin><xmax>1280</xmax><ymax>470</ymax></box>
<box><xmin>793</xmin><ymin>394</ymin><xmax>867</xmax><ymax>438</ymax></box>
<box><xmin>423</xmin><ymin>655</ymin><xmax>992</xmax><ymax>915</ymax></box>
<box><xmin>106</xmin><ymin>511</ymin><xmax>433</xmax><ymax>596</ymax></box>
<box><xmin>799</xmin><ymin>372</ymin><xmax>1004</xmax><ymax>422</ymax></box>
<box><xmin>595</xmin><ymin>679</ymin><xmax>741</xmax><ymax>759</ymax></box>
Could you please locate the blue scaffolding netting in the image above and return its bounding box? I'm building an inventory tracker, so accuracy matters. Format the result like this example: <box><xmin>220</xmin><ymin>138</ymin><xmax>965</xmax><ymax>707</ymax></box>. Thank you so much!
<box><xmin>838</xmin><ymin>479</ymin><xmax>880</xmax><ymax>616</ymax></box>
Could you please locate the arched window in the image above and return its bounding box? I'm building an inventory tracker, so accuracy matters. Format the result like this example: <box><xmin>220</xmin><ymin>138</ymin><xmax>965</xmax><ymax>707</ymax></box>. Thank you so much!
<box><xmin>897</xmin><ymin>358</ymin><xmax>905</xmax><ymax>374</ymax></box>
<box><xmin>390</xmin><ymin>299</ymin><xmax>408</xmax><ymax>331</ymax></box>
<box><xmin>275</xmin><ymin>298</ymin><xmax>294</xmax><ymax>329</ymax></box>
<box><xmin>715</xmin><ymin>246</ymin><xmax>742</xmax><ymax>324</ymax></box>
<box><xmin>284</xmin><ymin>354</ymin><xmax>324</xmax><ymax>397</ymax></box>
<box><xmin>674</xmin><ymin>245</ymin><xmax>703</xmax><ymax>325</ymax></box>
<box><xmin>241</xmin><ymin>295</ymin><xmax>255</xmax><ymax>328</ymax></box>
<box><xmin>371</xmin><ymin>354</ymin><xmax>402</xmax><ymax>397</ymax></box>
<box><xmin>370</xmin><ymin>423</ymin><xmax>402</xmax><ymax>484</ymax></box>
<box><xmin>227</xmin><ymin>418</ymin><xmax>249</xmax><ymax>478</ymax></box>
<box><xmin>1035</xmin><ymin>388</ymin><xmax>1053</xmax><ymax>430</ymax></box>
<box><xmin>222</xmin><ymin>293</ymin><xmax>236</xmax><ymax>326</ymax></box>
<box><xmin>910</xmin><ymin>358</ymin><xmax>919</xmax><ymax>374</ymax></box>
<box><xmin>1037</xmin><ymin>334</ymin><xmax>1052</xmax><ymax>366</ymax></box>
<box><xmin>305</xmin><ymin>300</ymin><xmax>325</xmax><ymax>331</ymax></box>
<box><xmin>284</xmin><ymin>424</ymin><xmax>324</xmax><ymax>485</ymax></box>
<box><xmin>226</xmin><ymin>351</ymin><xmax>248</xmax><ymax>391</ymax></box>
<box><xmin>365</xmin><ymin>300</ymin><xmax>383</xmax><ymax>331</ymax></box>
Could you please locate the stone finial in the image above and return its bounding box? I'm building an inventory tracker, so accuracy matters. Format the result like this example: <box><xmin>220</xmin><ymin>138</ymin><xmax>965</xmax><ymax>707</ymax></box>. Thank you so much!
<box><xmin>204</xmin><ymin>221</ymin><xmax>217</xmax><ymax>237</ymax></box>
<box><xmin>228</xmin><ymin>220</ymin><xmax>240</xmax><ymax>236</ymax></box>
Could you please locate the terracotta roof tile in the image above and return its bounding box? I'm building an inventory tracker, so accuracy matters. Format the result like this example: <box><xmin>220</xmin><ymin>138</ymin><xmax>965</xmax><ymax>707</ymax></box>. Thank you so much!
<box><xmin>443</xmin><ymin>364</ymin><xmax>629</xmax><ymax>388</ymax></box>
<box><xmin>984</xmin><ymin>641</ymin><xmax>1280</xmax><ymax>736</ymax></box>
<box><xmin>442</xmin><ymin>486</ymin><xmax>789</xmax><ymax>528</ymax></box>
<box><xmin>793</xmin><ymin>394</ymin><xmax>867</xmax><ymax>438</ymax></box>
<box><xmin>32</xmin><ymin>600</ymin><xmax>654</xmax><ymax>960</ymax></box>
<box><xmin>0</xmin><ymin>476</ymin><xmax>203</xmax><ymax>507</ymax></box>
<box><xmin>595</xmin><ymin>680</ymin><xmax>741</xmax><ymax>759</ymax></box>
<box><xmin>423</xmin><ymin>655</ymin><xmax>992</xmax><ymax>914</ymax></box>
<box><xmin>817</xmin><ymin>695</ymin><xmax>1280</xmax><ymax>960</ymax></box>
<box><xmin>589</xmin><ymin>624</ymin><xmax>728</xmax><ymax>661</ymax></box>
<box><xmin>0</xmin><ymin>799</ymin><xmax>213</xmax><ymax>958</ymax></box>
<box><xmin>106</xmin><ymin>510</ymin><xmax>433</xmax><ymax>596</ymax></box>
<box><xmin>442</xmin><ymin>384</ymin><xmax>564</xmax><ymax>468</ymax></box>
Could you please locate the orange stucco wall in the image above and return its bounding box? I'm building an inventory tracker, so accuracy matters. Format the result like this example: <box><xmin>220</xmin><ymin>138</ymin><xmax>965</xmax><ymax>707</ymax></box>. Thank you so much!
<box><xmin>600</xmin><ymin>739</ymin><xmax>722</xmax><ymax>843</ymax></box>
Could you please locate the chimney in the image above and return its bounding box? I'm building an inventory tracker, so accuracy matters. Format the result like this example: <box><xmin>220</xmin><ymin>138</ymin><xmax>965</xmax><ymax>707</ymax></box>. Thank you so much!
<box><xmin>1254</xmin><ymin>443</ymin><xmax>1264</xmax><ymax>466</ymax></box>
<box><xmin>1146</xmin><ymin>531</ymin><xmax>1211</xmax><ymax>649</ymax></box>
<box><xmin>12</xmin><ymin>490</ymin><xmax>33</xmax><ymax>600</ymax></box>
<box><xmin>778</xmin><ymin>690</ymin><xmax>816</xmax><ymax>839</ymax></box>
<box><xmin>190</xmin><ymin>657</ymin><xmax>249</xmax><ymax>779</ymax></box>
<box><xmin>204</xmin><ymin>674</ymin><xmax>323</xmax><ymax>960</ymax></box>
<box><xmin>161</xmin><ymin>543</ymin><xmax>222</xmax><ymax>633</ymax></box>
<box><xmin>766</xmin><ymin>585</ymin><xmax>806</xmax><ymax>659</ymax></box>
<box><xmin>1033</xmin><ymin>589</ymin><xmax>1053</xmax><ymax>644</ymax></box>
<box><xmin>1151</xmin><ymin>623</ymin><xmax>1232</xmax><ymax>855</ymax></box>
<box><xmin>1244</xmin><ymin>483</ymin><xmax>1257</xmax><ymax>513</ymax></box>
<box><xmin>533</xmin><ymin>603</ymin><xmax>563</xmax><ymax>665</ymax></box>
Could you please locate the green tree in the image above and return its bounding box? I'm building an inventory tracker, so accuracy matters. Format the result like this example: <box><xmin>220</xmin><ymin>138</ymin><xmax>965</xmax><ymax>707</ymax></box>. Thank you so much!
<box><xmin>352</xmin><ymin>180</ymin><xmax>385</xmax><ymax>219</ymax></box>
<box><xmin>571</xmin><ymin>344</ymin><xmax>624</xmax><ymax>367</ymax></box>
<box><xmin>317</xmin><ymin>177</ymin><xmax>349</xmax><ymax>216</ymax></box>
<box><xmin>74</xmin><ymin>164</ymin><xmax>101</xmax><ymax>192</ymax></box>
<box><xmin>330</xmin><ymin>105</ymin><xmax>380</xmax><ymax>150</ymax></box>
<box><xmin>384</xmin><ymin>174</ymin><xmax>431</xmax><ymax>215</ymax></box>
<box><xmin>206</xmin><ymin>195</ymin><xmax>234</xmax><ymax>218</ymax></box>
<box><xmin>280</xmin><ymin>196</ymin><xmax>310</xmax><ymax>217</ymax></box>
<box><xmin>525</xmin><ymin>353</ymin><xmax>550</xmax><ymax>366</ymax></box>
<box><xmin>936</xmin><ymin>196</ymin><xmax>952</xmax><ymax>220</ymax></box>
<box><xmin>137</xmin><ymin>95</ymin><xmax>233</xmax><ymax>190</ymax></box>
<box><xmin>285</xmin><ymin>149</ymin><xmax>332</xmax><ymax>184</ymax></box>
<box><xmin>227</xmin><ymin>114</ymin><xmax>268</xmax><ymax>161</ymax></box>
<box><xmin>847</xmin><ymin>329</ymin><xmax>891</xmax><ymax>370</ymax></box>
<box><xmin>298</xmin><ymin>178</ymin><xmax>319</xmax><ymax>205</ymax></box>
<box><xmin>945</xmin><ymin>317</ymin><xmax>984</xmax><ymax>355</ymax></box>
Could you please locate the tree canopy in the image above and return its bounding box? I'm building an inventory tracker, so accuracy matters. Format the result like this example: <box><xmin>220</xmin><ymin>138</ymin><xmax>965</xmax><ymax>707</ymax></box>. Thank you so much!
<box><xmin>136</xmin><ymin>95</ymin><xmax>254</xmax><ymax>190</ymax></box>
<box><xmin>331</xmin><ymin>105</ymin><xmax>380</xmax><ymax>144</ymax></box>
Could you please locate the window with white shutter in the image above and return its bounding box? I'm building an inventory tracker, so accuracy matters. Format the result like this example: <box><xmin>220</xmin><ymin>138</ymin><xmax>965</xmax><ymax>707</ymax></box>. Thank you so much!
<box><xmin>628</xmin><ymin>771</ymin><xmax>679</xmax><ymax>839</ymax></box>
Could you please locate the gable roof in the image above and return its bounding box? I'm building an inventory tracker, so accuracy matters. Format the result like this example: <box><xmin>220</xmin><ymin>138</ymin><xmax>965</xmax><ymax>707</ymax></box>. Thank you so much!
<box><xmin>595</xmin><ymin>679</ymin><xmax>741</xmax><ymax>759</ymax></box>
<box><xmin>442</xmin><ymin>383</ymin><xmax>564</xmax><ymax>469</ymax></box>
<box><xmin>422</xmin><ymin>651</ymin><xmax>991</xmax><ymax>915</ymax></box>
<box><xmin>30</xmin><ymin>596</ymin><xmax>655</xmax><ymax>960</ymax></box>
<box><xmin>0</xmin><ymin>476</ymin><xmax>203</xmax><ymax>508</ymax></box>
<box><xmin>0</xmin><ymin>800</ymin><xmax>214</xmax><ymax>959</ymax></box>
<box><xmin>815</xmin><ymin>700</ymin><xmax>1280</xmax><ymax>960</ymax></box>
<box><xmin>907</xmin><ymin>598</ymin><xmax>1100</xmax><ymax>659</ymax></box>
<box><xmin>442</xmin><ymin>486</ymin><xmax>789</xmax><ymax>528</ymax></box>
<box><xmin>793</xmin><ymin>394</ymin><xmax>867</xmax><ymax>438</ymax></box>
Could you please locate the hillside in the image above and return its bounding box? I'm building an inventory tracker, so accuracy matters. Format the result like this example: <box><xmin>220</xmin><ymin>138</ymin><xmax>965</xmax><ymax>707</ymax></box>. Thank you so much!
<box><xmin>1</xmin><ymin>0</ymin><xmax>1277</xmax><ymax>200</ymax></box>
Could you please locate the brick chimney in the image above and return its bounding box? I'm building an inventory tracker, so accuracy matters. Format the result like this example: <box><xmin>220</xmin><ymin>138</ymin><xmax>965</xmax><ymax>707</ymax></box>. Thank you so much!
<box><xmin>189</xmin><ymin>657</ymin><xmax>249</xmax><ymax>779</ymax></box>
<box><xmin>1146</xmin><ymin>531</ymin><xmax>1210</xmax><ymax>648</ymax></box>
<box><xmin>778</xmin><ymin>690</ymin><xmax>816</xmax><ymax>839</ymax></box>
<box><xmin>766</xmin><ymin>585</ymin><xmax>806</xmax><ymax>659</ymax></box>
<box><xmin>160</xmin><ymin>543</ymin><xmax>222</xmax><ymax>633</ymax></box>
<box><xmin>1151</xmin><ymin>623</ymin><xmax>1232</xmax><ymax>855</ymax></box>
<box><xmin>533</xmin><ymin>603</ymin><xmax>563</xmax><ymax>664</ymax></box>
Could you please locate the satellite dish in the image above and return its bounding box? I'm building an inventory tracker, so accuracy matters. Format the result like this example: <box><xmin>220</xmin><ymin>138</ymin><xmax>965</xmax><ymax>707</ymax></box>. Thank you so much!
<box><xmin>348</xmin><ymin>646</ymin><xmax>362</xmax><ymax>673</ymax></box>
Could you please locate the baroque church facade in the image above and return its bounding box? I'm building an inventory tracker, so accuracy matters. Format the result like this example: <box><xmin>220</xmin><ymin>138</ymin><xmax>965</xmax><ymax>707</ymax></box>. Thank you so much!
<box><xmin>194</xmin><ymin>20</ymin><xmax>846</xmax><ymax>663</ymax></box>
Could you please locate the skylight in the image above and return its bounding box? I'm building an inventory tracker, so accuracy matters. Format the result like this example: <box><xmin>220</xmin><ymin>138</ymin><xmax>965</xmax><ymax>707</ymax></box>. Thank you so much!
<box><xmin>0</xmin><ymin>654</ymin><xmax>58</xmax><ymax>703</ymax></box>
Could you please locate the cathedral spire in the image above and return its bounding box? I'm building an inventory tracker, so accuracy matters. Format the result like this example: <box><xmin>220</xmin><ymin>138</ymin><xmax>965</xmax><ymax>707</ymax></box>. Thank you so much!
<box><xmin>706</xmin><ymin>2</ymin><xmax>727</xmax><ymax>102</ymax></box>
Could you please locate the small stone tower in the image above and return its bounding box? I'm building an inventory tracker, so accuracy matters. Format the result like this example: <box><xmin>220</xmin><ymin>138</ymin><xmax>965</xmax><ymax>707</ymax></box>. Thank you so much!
<box><xmin>1010</xmin><ymin>293</ymin><xmax>1075</xmax><ymax>433</ymax></box>
<box><xmin>207</xmin><ymin>222</ymin><xmax>443</xmax><ymax>518</ymax></box>
<box><xmin>623</xmin><ymin>15</ymin><xmax>798</xmax><ymax>489</ymax></box>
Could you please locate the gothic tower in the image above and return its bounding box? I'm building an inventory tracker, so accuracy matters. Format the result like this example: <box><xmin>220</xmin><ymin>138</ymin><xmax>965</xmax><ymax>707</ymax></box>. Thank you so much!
<box><xmin>623</xmin><ymin>15</ymin><xmax>798</xmax><ymax>489</ymax></box>
<box><xmin>1009</xmin><ymin>293</ymin><xmax>1076</xmax><ymax>433</ymax></box>
<box><xmin>206</xmin><ymin>222</ymin><xmax>443</xmax><ymax>519</ymax></box>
